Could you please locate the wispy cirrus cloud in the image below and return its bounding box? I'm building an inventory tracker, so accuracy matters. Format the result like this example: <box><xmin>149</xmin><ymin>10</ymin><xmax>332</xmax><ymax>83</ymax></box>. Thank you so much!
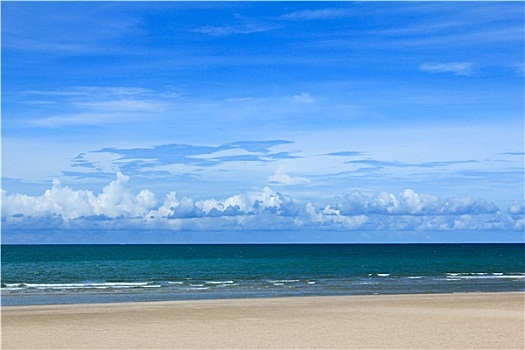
<box><xmin>20</xmin><ymin>86</ymin><xmax>172</xmax><ymax>127</ymax></box>
<box><xmin>326</xmin><ymin>151</ymin><xmax>364</xmax><ymax>157</ymax></box>
<box><xmin>279</xmin><ymin>8</ymin><xmax>354</xmax><ymax>21</ymax></box>
<box><xmin>419</xmin><ymin>62</ymin><xmax>476</xmax><ymax>76</ymax></box>
<box><xmin>194</xmin><ymin>22</ymin><xmax>278</xmax><ymax>36</ymax></box>
<box><xmin>2</xmin><ymin>2</ymin><xmax>141</xmax><ymax>54</ymax></box>
<box><xmin>22</xmin><ymin>87</ymin><xmax>158</xmax><ymax>98</ymax></box>
<box><xmin>346</xmin><ymin>159</ymin><xmax>477</xmax><ymax>169</ymax></box>
<box><xmin>30</xmin><ymin>113</ymin><xmax>135</xmax><ymax>127</ymax></box>
<box><xmin>498</xmin><ymin>152</ymin><xmax>525</xmax><ymax>156</ymax></box>
<box><xmin>72</xmin><ymin>99</ymin><xmax>164</xmax><ymax>112</ymax></box>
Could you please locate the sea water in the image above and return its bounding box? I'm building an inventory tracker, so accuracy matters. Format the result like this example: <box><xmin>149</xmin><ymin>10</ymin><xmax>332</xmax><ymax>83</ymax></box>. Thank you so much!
<box><xmin>2</xmin><ymin>244</ymin><xmax>524</xmax><ymax>306</ymax></box>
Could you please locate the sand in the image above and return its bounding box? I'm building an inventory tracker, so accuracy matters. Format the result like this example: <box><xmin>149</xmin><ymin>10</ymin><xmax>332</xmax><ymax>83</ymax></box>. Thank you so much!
<box><xmin>2</xmin><ymin>292</ymin><xmax>524</xmax><ymax>349</ymax></box>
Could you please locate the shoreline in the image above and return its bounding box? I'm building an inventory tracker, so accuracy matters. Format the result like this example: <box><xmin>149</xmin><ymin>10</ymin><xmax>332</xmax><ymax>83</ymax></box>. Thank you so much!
<box><xmin>2</xmin><ymin>289</ymin><xmax>525</xmax><ymax>308</ymax></box>
<box><xmin>3</xmin><ymin>292</ymin><xmax>524</xmax><ymax>349</ymax></box>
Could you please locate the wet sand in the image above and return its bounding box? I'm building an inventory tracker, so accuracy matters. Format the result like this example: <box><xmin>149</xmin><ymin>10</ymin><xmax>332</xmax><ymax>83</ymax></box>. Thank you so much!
<box><xmin>2</xmin><ymin>292</ymin><xmax>524</xmax><ymax>349</ymax></box>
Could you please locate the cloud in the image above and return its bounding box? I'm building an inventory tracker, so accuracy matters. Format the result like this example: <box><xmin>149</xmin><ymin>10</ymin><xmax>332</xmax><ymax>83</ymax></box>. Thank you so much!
<box><xmin>22</xmin><ymin>87</ymin><xmax>156</xmax><ymax>97</ymax></box>
<box><xmin>346</xmin><ymin>159</ymin><xmax>477</xmax><ymax>169</ymax></box>
<box><xmin>72</xmin><ymin>99</ymin><xmax>164</xmax><ymax>112</ymax></box>
<box><xmin>229</xmin><ymin>140</ymin><xmax>294</xmax><ymax>154</ymax></box>
<box><xmin>419</xmin><ymin>62</ymin><xmax>476</xmax><ymax>76</ymax></box>
<box><xmin>24</xmin><ymin>86</ymin><xmax>171</xmax><ymax>127</ymax></box>
<box><xmin>333</xmin><ymin>189</ymin><xmax>499</xmax><ymax>216</ymax></box>
<box><xmin>3</xmin><ymin>2</ymin><xmax>141</xmax><ymax>54</ymax></box>
<box><xmin>280</xmin><ymin>8</ymin><xmax>353</xmax><ymax>21</ymax></box>
<box><xmin>267</xmin><ymin>172</ymin><xmax>311</xmax><ymax>186</ymax></box>
<box><xmin>293</xmin><ymin>92</ymin><xmax>315</xmax><ymax>104</ymax></box>
<box><xmin>31</xmin><ymin>113</ymin><xmax>130</xmax><ymax>127</ymax></box>
<box><xmin>1</xmin><ymin>173</ymin><xmax>157</xmax><ymax>222</ymax></box>
<box><xmin>508</xmin><ymin>201</ymin><xmax>524</xmax><ymax>215</ymax></box>
<box><xmin>68</xmin><ymin>140</ymin><xmax>297</xmax><ymax>178</ymax></box>
<box><xmin>193</xmin><ymin>23</ymin><xmax>278</xmax><ymax>36</ymax></box>
<box><xmin>326</xmin><ymin>151</ymin><xmax>364</xmax><ymax>157</ymax></box>
<box><xmin>2</xmin><ymin>174</ymin><xmax>522</xmax><ymax>232</ymax></box>
<box><xmin>499</xmin><ymin>152</ymin><xmax>525</xmax><ymax>156</ymax></box>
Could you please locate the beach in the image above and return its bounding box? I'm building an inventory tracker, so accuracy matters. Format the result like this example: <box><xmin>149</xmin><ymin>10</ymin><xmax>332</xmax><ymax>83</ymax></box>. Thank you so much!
<box><xmin>2</xmin><ymin>292</ymin><xmax>523</xmax><ymax>349</ymax></box>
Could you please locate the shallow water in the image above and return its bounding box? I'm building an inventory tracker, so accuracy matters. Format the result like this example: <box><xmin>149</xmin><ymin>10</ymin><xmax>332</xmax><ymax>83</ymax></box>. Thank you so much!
<box><xmin>2</xmin><ymin>243</ymin><xmax>524</xmax><ymax>306</ymax></box>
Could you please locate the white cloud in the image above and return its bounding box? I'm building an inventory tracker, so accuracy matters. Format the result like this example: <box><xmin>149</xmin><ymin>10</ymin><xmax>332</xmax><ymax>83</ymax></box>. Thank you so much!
<box><xmin>30</xmin><ymin>113</ymin><xmax>128</xmax><ymax>127</ymax></box>
<box><xmin>293</xmin><ymin>92</ymin><xmax>315</xmax><ymax>104</ymax></box>
<box><xmin>23</xmin><ymin>86</ymin><xmax>170</xmax><ymax>128</ymax></box>
<box><xmin>1</xmin><ymin>174</ymin><xmax>522</xmax><ymax>232</ymax></box>
<box><xmin>1</xmin><ymin>173</ymin><xmax>157</xmax><ymax>221</ymax></box>
<box><xmin>280</xmin><ymin>8</ymin><xmax>353</xmax><ymax>21</ymax></box>
<box><xmin>73</xmin><ymin>99</ymin><xmax>165</xmax><ymax>112</ymax></box>
<box><xmin>334</xmin><ymin>189</ymin><xmax>499</xmax><ymax>216</ymax></box>
<box><xmin>400</xmin><ymin>189</ymin><xmax>440</xmax><ymax>214</ymax></box>
<box><xmin>508</xmin><ymin>200</ymin><xmax>524</xmax><ymax>215</ymax></box>
<box><xmin>194</xmin><ymin>23</ymin><xmax>278</xmax><ymax>36</ymax></box>
<box><xmin>297</xmin><ymin>202</ymin><xmax>369</xmax><ymax>229</ymax></box>
<box><xmin>419</xmin><ymin>62</ymin><xmax>476</xmax><ymax>76</ymax></box>
<box><xmin>267</xmin><ymin>172</ymin><xmax>311</xmax><ymax>186</ymax></box>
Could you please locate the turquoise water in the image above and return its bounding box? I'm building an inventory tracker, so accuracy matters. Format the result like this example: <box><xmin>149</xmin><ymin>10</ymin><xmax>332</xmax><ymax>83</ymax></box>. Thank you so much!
<box><xmin>2</xmin><ymin>244</ymin><xmax>524</xmax><ymax>306</ymax></box>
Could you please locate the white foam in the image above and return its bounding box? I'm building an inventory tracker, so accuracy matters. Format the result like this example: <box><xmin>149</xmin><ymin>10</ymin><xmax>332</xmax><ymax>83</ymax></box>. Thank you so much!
<box><xmin>205</xmin><ymin>280</ymin><xmax>234</xmax><ymax>285</ymax></box>
<box><xmin>3</xmin><ymin>286</ymin><xmax>24</xmax><ymax>291</ymax></box>
<box><xmin>446</xmin><ymin>274</ymin><xmax>525</xmax><ymax>280</ymax></box>
<box><xmin>269</xmin><ymin>279</ymin><xmax>300</xmax><ymax>283</ymax></box>
<box><xmin>377</xmin><ymin>274</ymin><xmax>390</xmax><ymax>277</ymax></box>
<box><xmin>16</xmin><ymin>282</ymin><xmax>150</xmax><ymax>290</ymax></box>
<box><xmin>182</xmin><ymin>287</ymin><xmax>210</xmax><ymax>291</ymax></box>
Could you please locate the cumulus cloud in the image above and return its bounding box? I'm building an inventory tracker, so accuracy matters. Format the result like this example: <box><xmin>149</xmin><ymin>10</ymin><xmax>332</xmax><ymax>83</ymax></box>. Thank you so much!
<box><xmin>508</xmin><ymin>200</ymin><xmax>524</xmax><ymax>215</ymax></box>
<box><xmin>1</xmin><ymin>173</ymin><xmax>157</xmax><ymax>222</ymax></box>
<box><xmin>1</xmin><ymin>174</ymin><xmax>522</xmax><ymax>231</ymax></box>
<box><xmin>333</xmin><ymin>189</ymin><xmax>499</xmax><ymax>216</ymax></box>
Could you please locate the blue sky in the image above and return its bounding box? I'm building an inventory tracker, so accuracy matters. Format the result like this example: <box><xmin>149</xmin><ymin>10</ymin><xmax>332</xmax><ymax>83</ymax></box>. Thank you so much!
<box><xmin>1</xmin><ymin>2</ymin><xmax>524</xmax><ymax>243</ymax></box>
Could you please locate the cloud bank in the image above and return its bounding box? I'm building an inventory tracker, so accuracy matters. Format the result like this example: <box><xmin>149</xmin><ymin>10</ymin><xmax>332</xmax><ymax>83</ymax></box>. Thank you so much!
<box><xmin>2</xmin><ymin>173</ymin><xmax>522</xmax><ymax>231</ymax></box>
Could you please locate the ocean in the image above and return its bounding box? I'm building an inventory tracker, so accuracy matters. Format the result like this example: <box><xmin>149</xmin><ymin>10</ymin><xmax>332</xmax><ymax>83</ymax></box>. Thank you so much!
<box><xmin>2</xmin><ymin>244</ymin><xmax>524</xmax><ymax>306</ymax></box>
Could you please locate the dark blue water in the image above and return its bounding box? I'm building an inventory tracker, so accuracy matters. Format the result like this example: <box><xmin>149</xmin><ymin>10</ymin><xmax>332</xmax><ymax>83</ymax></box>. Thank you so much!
<box><xmin>2</xmin><ymin>244</ymin><xmax>524</xmax><ymax>306</ymax></box>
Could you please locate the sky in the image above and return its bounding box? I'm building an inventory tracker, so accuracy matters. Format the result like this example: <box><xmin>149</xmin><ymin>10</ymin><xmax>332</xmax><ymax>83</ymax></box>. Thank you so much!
<box><xmin>1</xmin><ymin>1</ymin><xmax>524</xmax><ymax>243</ymax></box>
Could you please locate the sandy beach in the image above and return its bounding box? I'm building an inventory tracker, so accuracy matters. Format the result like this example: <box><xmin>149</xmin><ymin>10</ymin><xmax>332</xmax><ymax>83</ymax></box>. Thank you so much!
<box><xmin>2</xmin><ymin>292</ymin><xmax>524</xmax><ymax>349</ymax></box>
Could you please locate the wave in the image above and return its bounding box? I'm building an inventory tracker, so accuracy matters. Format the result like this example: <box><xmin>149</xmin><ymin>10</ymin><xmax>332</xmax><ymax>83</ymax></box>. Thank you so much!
<box><xmin>179</xmin><ymin>287</ymin><xmax>210</xmax><ymax>291</ymax></box>
<box><xmin>268</xmin><ymin>279</ymin><xmax>300</xmax><ymax>283</ymax></box>
<box><xmin>445</xmin><ymin>273</ymin><xmax>525</xmax><ymax>280</ymax></box>
<box><xmin>2</xmin><ymin>281</ymin><xmax>156</xmax><ymax>291</ymax></box>
<box><xmin>2</xmin><ymin>272</ymin><xmax>524</xmax><ymax>297</ymax></box>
